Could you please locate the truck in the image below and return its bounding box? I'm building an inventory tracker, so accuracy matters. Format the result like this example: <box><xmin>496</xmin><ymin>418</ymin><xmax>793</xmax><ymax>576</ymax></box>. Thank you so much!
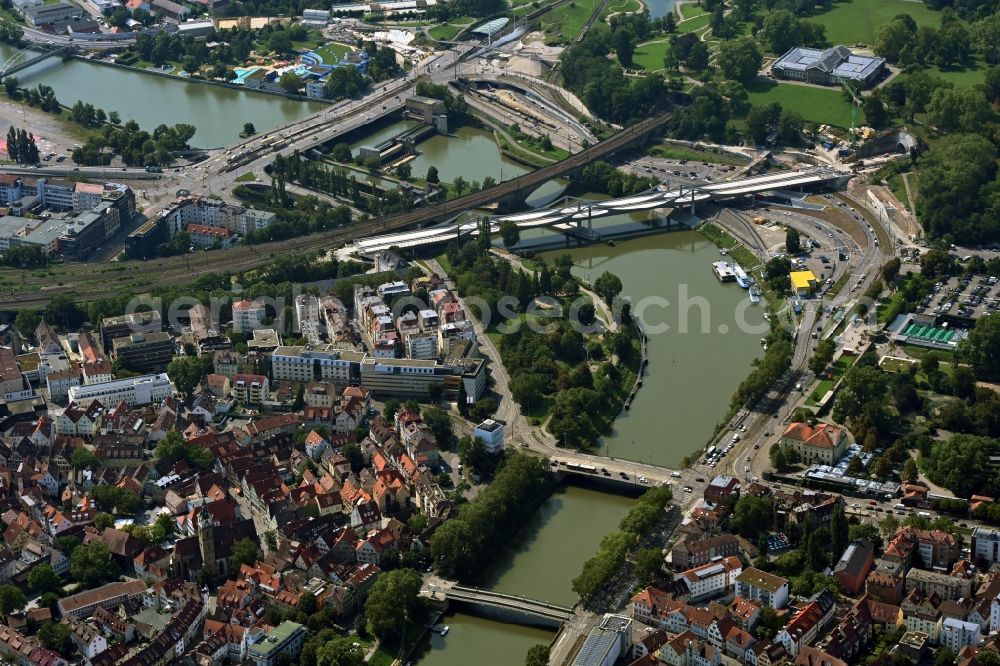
<box><xmin>145</xmin><ymin>165</ymin><xmax>162</xmax><ymax>173</ymax></box>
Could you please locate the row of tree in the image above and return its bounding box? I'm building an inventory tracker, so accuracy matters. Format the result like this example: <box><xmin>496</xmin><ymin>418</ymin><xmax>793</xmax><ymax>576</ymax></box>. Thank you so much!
<box><xmin>5</xmin><ymin>125</ymin><xmax>39</xmax><ymax>165</ymax></box>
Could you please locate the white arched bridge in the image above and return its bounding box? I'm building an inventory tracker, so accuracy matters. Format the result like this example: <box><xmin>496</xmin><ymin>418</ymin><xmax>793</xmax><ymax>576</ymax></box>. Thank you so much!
<box><xmin>352</xmin><ymin>167</ymin><xmax>848</xmax><ymax>254</ymax></box>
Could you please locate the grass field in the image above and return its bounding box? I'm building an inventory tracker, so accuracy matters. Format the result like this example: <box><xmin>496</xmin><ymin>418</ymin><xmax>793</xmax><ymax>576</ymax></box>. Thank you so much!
<box><xmin>633</xmin><ymin>39</ymin><xmax>671</xmax><ymax>71</ymax></box>
<box><xmin>428</xmin><ymin>19</ymin><xmax>474</xmax><ymax>41</ymax></box>
<box><xmin>746</xmin><ymin>81</ymin><xmax>862</xmax><ymax>128</ymax></box>
<box><xmin>676</xmin><ymin>12</ymin><xmax>711</xmax><ymax>33</ymax></box>
<box><xmin>605</xmin><ymin>0</ymin><xmax>642</xmax><ymax>14</ymax></box>
<box><xmin>899</xmin><ymin>60</ymin><xmax>989</xmax><ymax>88</ymax></box>
<box><xmin>678</xmin><ymin>1</ymin><xmax>704</xmax><ymax>19</ymax></box>
<box><xmin>313</xmin><ymin>42</ymin><xmax>353</xmax><ymax>64</ymax></box>
<box><xmin>541</xmin><ymin>0</ymin><xmax>599</xmax><ymax>43</ymax></box>
<box><xmin>810</xmin><ymin>0</ymin><xmax>947</xmax><ymax>45</ymax></box>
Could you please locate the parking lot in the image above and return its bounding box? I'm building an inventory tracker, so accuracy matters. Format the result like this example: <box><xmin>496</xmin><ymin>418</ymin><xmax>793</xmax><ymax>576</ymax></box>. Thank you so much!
<box><xmin>921</xmin><ymin>273</ymin><xmax>1000</xmax><ymax>323</ymax></box>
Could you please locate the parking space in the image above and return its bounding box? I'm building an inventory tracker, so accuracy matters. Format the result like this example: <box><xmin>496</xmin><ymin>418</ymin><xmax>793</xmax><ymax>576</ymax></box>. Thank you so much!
<box><xmin>922</xmin><ymin>273</ymin><xmax>1000</xmax><ymax>323</ymax></box>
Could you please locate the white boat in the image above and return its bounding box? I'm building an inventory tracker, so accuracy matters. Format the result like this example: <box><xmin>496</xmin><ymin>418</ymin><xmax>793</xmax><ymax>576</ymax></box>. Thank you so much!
<box><xmin>734</xmin><ymin>264</ymin><xmax>752</xmax><ymax>289</ymax></box>
<box><xmin>440</xmin><ymin>626</ymin><xmax>450</xmax><ymax>636</ymax></box>
<box><xmin>749</xmin><ymin>288</ymin><xmax>761</xmax><ymax>304</ymax></box>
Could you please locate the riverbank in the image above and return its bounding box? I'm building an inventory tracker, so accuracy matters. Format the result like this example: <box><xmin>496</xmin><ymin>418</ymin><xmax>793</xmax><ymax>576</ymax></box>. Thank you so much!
<box><xmin>72</xmin><ymin>55</ymin><xmax>328</xmax><ymax>106</ymax></box>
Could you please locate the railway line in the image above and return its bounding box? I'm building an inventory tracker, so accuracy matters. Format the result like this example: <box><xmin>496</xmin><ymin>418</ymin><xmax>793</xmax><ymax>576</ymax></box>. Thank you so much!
<box><xmin>2</xmin><ymin>113</ymin><xmax>672</xmax><ymax>311</ymax></box>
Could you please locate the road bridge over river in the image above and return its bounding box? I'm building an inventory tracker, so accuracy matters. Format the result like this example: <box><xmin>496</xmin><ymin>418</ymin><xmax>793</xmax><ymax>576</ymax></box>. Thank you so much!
<box><xmin>352</xmin><ymin>167</ymin><xmax>849</xmax><ymax>253</ymax></box>
<box><xmin>423</xmin><ymin>579</ymin><xmax>574</xmax><ymax>628</ymax></box>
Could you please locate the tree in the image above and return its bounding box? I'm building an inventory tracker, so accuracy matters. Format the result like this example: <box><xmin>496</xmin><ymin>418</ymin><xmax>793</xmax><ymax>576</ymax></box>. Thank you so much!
<box><xmin>525</xmin><ymin>645</ymin><xmax>550</xmax><ymax>666</ymax></box>
<box><xmin>280</xmin><ymin>72</ymin><xmax>303</xmax><ymax>94</ymax></box>
<box><xmin>453</xmin><ymin>176</ymin><xmax>468</xmax><ymax>196</ymax></box>
<box><xmin>383</xmin><ymin>399</ymin><xmax>401</xmax><ymax>421</ymax></box>
<box><xmin>902</xmin><ymin>457</ymin><xmax>919</xmax><ymax>483</ymax></box>
<box><xmin>927</xmin><ymin>87</ymin><xmax>991</xmax><ymax>133</ymax></box>
<box><xmin>268</xmin><ymin>30</ymin><xmax>293</xmax><ymax>54</ymax></box>
<box><xmin>831</xmin><ymin>504</ymin><xmax>849</xmax><ymax>557</ymax></box>
<box><xmin>37</xmin><ymin>622</ymin><xmax>71</xmax><ymax>652</ymax></box>
<box><xmin>364</xmin><ymin>568</ymin><xmax>423</xmax><ymax>645</ymax></box>
<box><xmin>70</xmin><ymin>542</ymin><xmax>119</xmax><ymax>587</ymax></box>
<box><xmin>686</xmin><ymin>41</ymin><xmax>709</xmax><ymax>71</ymax></box>
<box><xmin>809</xmin><ymin>338</ymin><xmax>836</xmax><ymax>375</ymax></box>
<box><xmin>241</xmin><ymin>122</ymin><xmax>256</xmax><ymax>137</ymax></box>
<box><xmin>426</xmin><ymin>166</ymin><xmax>439</xmax><ymax>184</ymax></box>
<box><xmin>28</xmin><ymin>564</ymin><xmax>61</xmax><ymax>595</ymax></box>
<box><xmin>500</xmin><ymin>220</ymin><xmax>520</xmax><ymax>249</ymax></box>
<box><xmin>167</xmin><ymin>356</ymin><xmax>205</xmax><ymax>399</ymax></box>
<box><xmin>634</xmin><ymin>547</ymin><xmax>664</xmax><ymax>586</ymax></box>
<box><xmin>422</xmin><ymin>407</ymin><xmax>454</xmax><ymax>449</ymax></box>
<box><xmin>717</xmin><ymin>37</ymin><xmax>762</xmax><ymax>83</ymax></box>
<box><xmin>230</xmin><ymin>538</ymin><xmax>260</xmax><ymax>568</ymax></box>
<box><xmin>71</xmin><ymin>446</ymin><xmax>100</xmax><ymax>470</ymax></box>
<box><xmin>614</xmin><ymin>28</ymin><xmax>635</xmax><ymax>68</ymax></box>
<box><xmin>94</xmin><ymin>513</ymin><xmax>114</xmax><ymax>530</ymax></box>
<box><xmin>0</xmin><ymin>585</ymin><xmax>25</xmax><ymax>616</ymax></box>
<box><xmin>593</xmin><ymin>271</ymin><xmax>623</xmax><ymax>306</ymax></box>
<box><xmin>964</xmin><ymin>313</ymin><xmax>1000</xmax><ymax>381</ymax></box>
<box><xmin>44</xmin><ymin>293</ymin><xmax>84</xmax><ymax>331</ymax></box>
<box><xmin>849</xmin><ymin>523</ymin><xmax>883</xmax><ymax>549</ymax></box>
<box><xmin>730</xmin><ymin>495</ymin><xmax>773</xmax><ymax>539</ymax></box>
<box><xmin>14</xmin><ymin>309</ymin><xmax>40</xmax><ymax>340</ymax></box>
<box><xmin>863</xmin><ymin>95</ymin><xmax>889</xmax><ymax>130</ymax></box>
<box><xmin>786</xmin><ymin>227</ymin><xmax>801</xmax><ymax>254</ymax></box>
<box><xmin>315</xmin><ymin>637</ymin><xmax>364</xmax><ymax>666</ymax></box>
<box><xmin>395</xmin><ymin>163</ymin><xmax>411</xmax><ymax>179</ymax></box>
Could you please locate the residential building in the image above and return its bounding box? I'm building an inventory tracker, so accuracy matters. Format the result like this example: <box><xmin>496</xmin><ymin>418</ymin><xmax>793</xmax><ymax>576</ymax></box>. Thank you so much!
<box><xmin>771</xmin><ymin>45</ymin><xmax>885</xmax><ymax>88</ymax></box>
<box><xmin>67</xmin><ymin>373</ymin><xmax>173</xmax><ymax>407</ymax></box>
<box><xmin>671</xmin><ymin>534</ymin><xmax>741</xmax><ymax>570</ymax></box>
<box><xmin>213</xmin><ymin>350</ymin><xmax>244</xmax><ymax>380</ymax></box>
<box><xmin>112</xmin><ymin>331</ymin><xmax>175</xmax><ymax>373</ymax></box>
<box><xmin>902</xmin><ymin>589</ymin><xmax>943</xmax><ymax>643</ymax></box>
<box><xmin>247</xmin><ymin>621</ymin><xmax>307</xmax><ymax>666</ymax></box>
<box><xmin>735</xmin><ymin>568</ymin><xmax>789</xmax><ymax>609</ymax></box>
<box><xmin>231</xmin><ymin>374</ymin><xmax>269</xmax><ymax>405</ymax></box>
<box><xmin>780</xmin><ymin>422</ymin><xmax>849</xmax><ymax>465</ymax></box>
<box><xmin>473</xmin><ymin>419</ymin><xmax>505</xmax><ymax>453</ymax></box>
<box><xmin>678</xmin><ymin>556</ymin><xmax>742</xmax><ymax>602</ymax></box>
<box><xmin>100</xmin><ymin>310</ymin><xmax>162</xmax><ymax>352</ymax></box>
<box><xmin>940</xmin><ymin>617</ymin><xmax>982</xmax><ymax>653</ymax></box>
<box><xmin>232</xmin><ymin>299</ymin><xmax>266</xmax><ymax>333</ymax></box>
<box><xmin>777</xmin><ymin>589</ymin><xmax>837</xmax><ymax>657</ymax></box>
<box><xmin>704</xmin><ymin>476</ymin><xmax>740</xmax><ymax>505</ymax></box>
<box><xmin>271</xmin><ymin>345</ymin><xmax>364</xmax><ymax>384</ymax></box>
<box><xmin>188</xmin><ymin>223</ymin><xmax>235</xmax><ymax>248</ymax></box>
<box><xmin>57</xmin><ymin>579</ymin><xmax>147</xmax><ymax>618</ymax></box>
<box><xmin>833</xmin><ymin>540</ymin><xmax>875</xmax><ymax>595</ymax></box>
<box><xmin>972</xmin><ymin>526</ymin><xmax>1000</xmax><ymax>566</ymax></box>
<box><xmin>0</xmin><ymin>347</ymin><xmax>24</xmax><ymax>397</ymax></box>
<box><xmin>904</xmin><ymin>567</ymin><xmax>973</xmax><ymax>602</ymax></box>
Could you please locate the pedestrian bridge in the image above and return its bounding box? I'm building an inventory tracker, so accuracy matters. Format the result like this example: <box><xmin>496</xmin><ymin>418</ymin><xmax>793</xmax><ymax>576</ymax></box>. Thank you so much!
<box><xmin>352</xmin><ymin>167</ymin><xmax>848</xmax><ymax>254</ymax></box>
<box><xmin>438</xmin><ymin>585</ymin><xmax>575</xmax><ymax>628</ymax></box>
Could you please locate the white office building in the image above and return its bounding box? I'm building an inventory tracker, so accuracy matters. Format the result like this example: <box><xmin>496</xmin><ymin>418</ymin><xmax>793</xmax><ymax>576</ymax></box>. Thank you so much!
<box><xmin>473</xmin><ymin>419</ymin><xmax>505</xmax><ymax>453</ymax></box>
<box><xmin>67</xmin><ymin>373</ymin><xmax>173</xmax><ymax>407</ymax></box>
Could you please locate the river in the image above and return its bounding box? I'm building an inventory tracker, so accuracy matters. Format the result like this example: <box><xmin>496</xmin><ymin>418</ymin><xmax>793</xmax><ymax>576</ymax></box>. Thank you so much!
<box><xmin>349</xmin><ymin>118</ymin><xmax>530</xmax><ymax>184</ymax></box>
<box><xmin>415</xmin><ymin>483</ymin><xmax>635</xmax><ymax>665</ymax></box>
<box><xmin>644</xmin><ymin>0</ymin><xmax>679</xmax><ymax>19</ymax></box>
<box><xmin>1</xmin><ymin>44</ymin><xmax>325</xmax><ymax>147</ymax></box>
<box><xmin>538</xmin><ymin>221</ymin><xmax>766</xmax><ymax>468</ymax></box>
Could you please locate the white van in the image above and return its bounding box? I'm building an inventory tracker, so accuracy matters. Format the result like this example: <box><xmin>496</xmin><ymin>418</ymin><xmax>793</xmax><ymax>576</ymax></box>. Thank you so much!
<box><xmin>671</xmin><ymin>472</ymin><xmax>682</xmax><ymax>478</ymax></box>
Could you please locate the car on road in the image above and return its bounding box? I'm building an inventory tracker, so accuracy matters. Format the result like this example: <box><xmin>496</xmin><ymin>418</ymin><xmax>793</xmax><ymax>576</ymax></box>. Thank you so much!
<box><xmin>620</xmin><ymin>472</ymin><xmax>629</xmax><ymax>479</ymax></box>
<box><xmin>695</xmin><ymin>477</ymin><xmax>705</xmax><ymax>482</ymax></box>
<box><xmin>682</xmin><ymin>486</ymin><xmax>693</xmax><ymax>493</ymax></box>
<box><xmin>754</xmin><ymin>444</ymin><xmax>760</xmax><ymax>449</ymax></box>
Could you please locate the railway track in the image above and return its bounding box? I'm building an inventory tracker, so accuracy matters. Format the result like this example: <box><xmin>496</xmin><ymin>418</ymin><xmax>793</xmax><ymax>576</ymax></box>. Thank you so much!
<box><xmin>2</xmin><ymin>113</ymin><xmax>673</xmax><ymax>311</ymax></box>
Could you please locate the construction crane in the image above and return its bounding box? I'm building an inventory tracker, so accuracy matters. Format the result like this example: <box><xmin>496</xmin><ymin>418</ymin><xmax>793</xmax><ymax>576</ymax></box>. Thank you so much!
<box><xmin>842</xmin><ymin>82</ymin><xmax>862</xmax><ymax>136</ymax></box>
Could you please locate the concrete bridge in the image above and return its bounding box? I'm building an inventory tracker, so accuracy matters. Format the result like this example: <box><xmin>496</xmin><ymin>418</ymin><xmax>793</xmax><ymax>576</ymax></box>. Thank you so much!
<box><xmin>353</xmin><ymin>166</ymin><xmax>849</xmax><ymax>253</ymax></box>
<box><xmin>0</xmin><ymin>45</ymin><xmax>73</xmax><ymax>79</ymax></box>
<box><xmin>441</xmin><ymin>585</ymin><xmax>575</xmax><ymax>628</ymax></box>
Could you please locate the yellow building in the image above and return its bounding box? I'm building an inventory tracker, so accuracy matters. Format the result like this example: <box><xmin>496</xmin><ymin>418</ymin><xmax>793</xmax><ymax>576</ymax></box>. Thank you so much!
<box><xmin>790</xmin><ymin>270</ymin><xmax>818</xmax><ymax>295</ymax></box>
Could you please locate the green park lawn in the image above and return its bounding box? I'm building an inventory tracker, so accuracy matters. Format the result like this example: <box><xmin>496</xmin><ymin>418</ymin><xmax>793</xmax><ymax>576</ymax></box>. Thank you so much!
<box><xmin>633</xmin><ymin>39</ymin><xmax>671</xmax><ymax>71</ymax></box>
<box><xmin>902</xmin><ymin>60</ymin><xmax>989</xmax><ymax>88</ymax></box>
<box><xmin>541</xmin><ymin>0</ymin><xmax>600</xmax><ymax>43</ymax></box>
<box><xmin>678</xmin><ymin>1</ymin><xmax>704</xmax><ymax>19</ymax></box>
<box><xmin>313</xmin><ymin>42</ymin><xmax>353</xmax><ymax>64</ymax></box>
<box><xmin>676</xmin><ymin>11</ymin><xmax>711</xmax><ymax>34</ymax></box>
<box><xmin>605</xmin><ymin>0</ymin><xmax>642</xmax><ymax>15</ymax></box>
<box><xmin>428</xmin><ymin>16</ymin><xmax>475</xmax><ymax>41</ymax></box>
<box><xmin>810</xmin><ymin>0</ymin><xmax>947</xmax><ymax>45</ymax></box>
<box><xmin>746</xmin><ymin>81</ymin><xmax>862</xmax><ymax>128</ymax></box>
